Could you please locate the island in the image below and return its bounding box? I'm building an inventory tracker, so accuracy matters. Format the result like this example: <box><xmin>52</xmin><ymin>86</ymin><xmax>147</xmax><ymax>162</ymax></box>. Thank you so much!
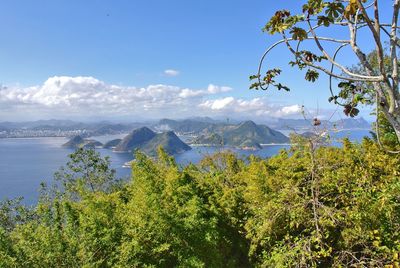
<box><xmin>62</xmin><ymin>135</ymin><xmax>103</xmax><ymax>149</ymax></box>
<box><xmin>192</xmin><ymin>120</ymin><xmax>289</xmax><ymax>150</ymax></box>
<box><xmin>112</xmin><ymin>127</ymin><xmax>191</xmax><ymax>156</ymax></box>
<box><xmin>103</xmin><ymin>139</ymin><xmax>122</xmax><ymax>149</ymax></box>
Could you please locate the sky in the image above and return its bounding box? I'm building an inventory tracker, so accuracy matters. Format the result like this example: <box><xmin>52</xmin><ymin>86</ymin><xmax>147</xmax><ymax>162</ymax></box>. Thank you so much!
<box><xmin>0</xmin><ymin>0</ymin><xmax>393</xmax><ymax>122</ymax></box>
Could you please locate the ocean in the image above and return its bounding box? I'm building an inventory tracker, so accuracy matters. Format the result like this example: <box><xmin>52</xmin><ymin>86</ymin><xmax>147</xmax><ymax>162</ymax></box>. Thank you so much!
<box><xmin>0</xmin><ymin>129</ymin><xmax>371</xmax><ymax>204</ymax></box>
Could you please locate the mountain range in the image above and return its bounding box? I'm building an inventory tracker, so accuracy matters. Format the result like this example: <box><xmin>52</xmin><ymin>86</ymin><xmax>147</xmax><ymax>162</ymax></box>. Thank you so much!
<box><xmin>0</xmin><ymin>117</ymin><xmax>371</xmax><ymax>136</ymax></box>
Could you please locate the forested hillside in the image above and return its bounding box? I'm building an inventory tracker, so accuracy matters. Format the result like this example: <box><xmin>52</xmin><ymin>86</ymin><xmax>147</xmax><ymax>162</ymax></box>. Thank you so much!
<box><xmin>1</xmin><ymin>134</ymin><xmax>399</xmax><ymax>267</ymax></box>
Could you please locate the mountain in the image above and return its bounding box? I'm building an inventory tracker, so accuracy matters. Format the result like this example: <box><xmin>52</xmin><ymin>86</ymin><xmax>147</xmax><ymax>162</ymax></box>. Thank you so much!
<box><xmin>223</xmin><ymin>120</ymin><xmax>289</xmax><ymax>147</ymax></box>
<box><xmin>187</xmin><ymin>116</ymin><xmax>221</xmax><ymax>123</ymax></box>
<box><xmin>113</xmin><ymin>128</ymin><xmax>191</xmax><ymax>155</ymax></box>
<box><xmin>238</xmin><ymin>139</ymin><xmax>263</xmax><ymax>150</ymax></box>
<box><xmin>192</xmin><ymin>120</ymin><xmax>289</xmax><ymax>149</ymax></box>
<box><xmin>62</xmin><ymin>136</ymin><xmax>103</xmax><ymax>149</ymax></box>
<box><xmin>114</xmin><ymin>127</ymin><xmax>157</xmax><ymax>152</ymax></box>
<box><xmin>103</xmin><ymin>139</ymin><xmax>122</xmax><ymax>149</ymax></box>
<box><xmin>335</xmin><ymin>118</ymin><xmax>370</xmax><ymax>129</ymax></box>
<box><xmin>91</xmin><ymin>124</ymin><xmax>132</xmax><ymax>136</ymax></box>
<box><xmin>140</xmin><ymin>131</ymin><xmax>191</xmax><ymax>156</ymax></box>
<box><xmin>62</xmin><ymin>136</ymin><xmax>85</xmax><ymax>148</ymax></box>
<box><xmin>154</xmin><ymin>119</ymin><xmax>220</xmax><ymax>133</ymax></box>
<box><xmin>82</xmin><ymin>140</ymin><xmax>103</xmax><ymax>149</ymax></box>
<box><xmin>193</xmin><ymin>133</ymin><xmax>223</xmax><ymax>145</ymax></box>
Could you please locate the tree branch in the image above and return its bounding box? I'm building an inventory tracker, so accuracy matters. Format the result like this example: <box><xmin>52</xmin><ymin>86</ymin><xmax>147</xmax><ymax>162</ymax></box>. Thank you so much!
<box><xmin>257</xmin><ymin>37</ymin><xmax>351</xmax><ymax>90</ymax></box>
<box><xmin>282</xmin><ymin>33</ymin><xmax>383</xmax><ymax>82</ymax></box>
<box><xmin>375</xmin><ymin>91</ymin><xmax>400</xmax><ymax>154</ymax></box>
<box><xmin>390</xmin><ymin>0</ymin><xmax>400</xmax><ymax>97</ymax></box>
<box><xmin>348</xmin><ymin>21</ymin><xmax>374</xmax><ymax>73</ymax></box>
<box><xmin>329</xmin><ymin>44</ymin><xmax>348</xmax><ymax>107</ymax></box>
<box><xmin>357</xmin><ymin>0</ymin><xmax>396</xmax><ymax>113</ymax></box>
<box><xmin>306</xmin><ymin>19</ymin><xmax>376</xmax><ymax>81</ymax></box>
<box><xmin>348</xmin><ymin>22</ymin><xmax>390</xmax><ymax>111</ymax></box>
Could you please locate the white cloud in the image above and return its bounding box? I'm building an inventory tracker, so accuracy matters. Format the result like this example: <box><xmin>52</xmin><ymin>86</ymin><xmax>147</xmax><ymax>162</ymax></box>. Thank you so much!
<box><xmin>0</xmin><ymin>76</ymin><xmax>236</xmax><ymax>120</ymax></box>
<box><xmin>207</xmin><ymin>84</ymin><xmax>232</xmax><ymax>94</ymax></box>
<box><xmin>164</xmin><ymin>69</ymin><xmax>180</xmax><ymax>77</ymax></box>
<box><xmin>178</xmin><ymin>84</ymin><xmax>232</xmax><ymax>99</ymax></box>
<box><xmin>0</xmin><ymin>76</ymin><xmax>303</xmax><ymax>120</ymax></box>
<box><xmin>279</xmin><ymin>104</ymin><xmax>302</xmax><ymax>116</ymax></box>
<box><xmin>199</xmin><ymin>97</ymin><xmax>302</xmax><ymax>118</ymax></box>
<box><xmin>200</xmin><ymin>97</ymin><xmax>235</xmax><ymax>110</ymax></box>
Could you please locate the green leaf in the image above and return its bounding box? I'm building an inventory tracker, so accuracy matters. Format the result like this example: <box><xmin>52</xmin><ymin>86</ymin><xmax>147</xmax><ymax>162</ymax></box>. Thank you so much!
<box><xmin>290</xmin><ymin>27</ymin><xmax>308</xmax><ymax>41</ymax></box>
<box><xmin>305</xmin><ymin>69</ymin><xmax>319</xmax><ymax>82</ymax></box>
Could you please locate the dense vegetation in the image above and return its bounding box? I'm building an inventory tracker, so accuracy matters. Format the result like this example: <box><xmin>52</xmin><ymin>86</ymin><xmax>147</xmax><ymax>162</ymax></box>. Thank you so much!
<box><xmin>0</xmin><ymin>134</ymin><xmax>399</xmax><ymax>267</ymax></box>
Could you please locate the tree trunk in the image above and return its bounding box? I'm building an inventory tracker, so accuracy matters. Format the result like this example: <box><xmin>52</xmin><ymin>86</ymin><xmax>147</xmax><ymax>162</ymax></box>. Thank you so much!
<box><xmin>381</xmin><ymin>105</ymin><xmax>400</xmax><ymax>143</ymax></box>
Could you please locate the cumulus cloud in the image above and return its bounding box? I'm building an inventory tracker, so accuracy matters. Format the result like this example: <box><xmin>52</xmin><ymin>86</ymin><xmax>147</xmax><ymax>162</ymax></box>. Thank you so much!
<box><xmin>279</xmin><ymin>104</ymin><xmax>303</xmax><ymax>116</ymax></box>
<box><xmin>199</xmin><ymin>97</ymin><xmax>302</xmax><ymax>118</ymax></box>
<box><xmin>206</xmin><ymin>84</ymin><xmax>232</xmax><ymax>94</ymax></box>
<box><xmin>0</xmin><ymin>76</ymin><xmax>236</xmax><ymax>119</ymax></box>
<box><xmin>164</xmin><ymin>69</ymin><xmax>180</xmax><ymax>77</ymax></box>
<box><xmin>0</xmin><ymin>76</ymin><xmax>302</xmax><ymax>120</ymax></box>
<box><xmin>177</xmin><ymin>84</ymin><xmax>232</xmax><ymax>98</ymax></box>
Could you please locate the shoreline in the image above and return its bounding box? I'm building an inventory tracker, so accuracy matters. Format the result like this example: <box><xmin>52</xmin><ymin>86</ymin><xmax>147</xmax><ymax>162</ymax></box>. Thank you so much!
<box><xmin>189</xmin><ymin>143</ymin><xmax>292</xmax><ymax>149</ymax></box>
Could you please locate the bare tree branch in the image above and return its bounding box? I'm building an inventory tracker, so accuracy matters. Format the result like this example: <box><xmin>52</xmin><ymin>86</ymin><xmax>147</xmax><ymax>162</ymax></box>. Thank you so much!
<box><xmin>390</xmin><ymin>0</ymin><xmax>400</xmax><ymax>97</ymax></box>
<box><xmin>357</xmin><ymin>0</ymin><xmax>396</xmax><ymax>112</ymax></box>
<box><xmin>380</xmin><ymin>25</ymin><xmax>400</xmax><ymax>48</ymax></box>
<box><xmin>357</xmin><ymin>0</ymin><xmax>385</xmax><ymax>74</ymax></box>
<box><xmin>282</xmin><ymin>33</ymin><xmax>383</xmax><ymax>82</ymax></box>
<box><xmin>257</xmin><ymin>37</ymin><xmax>352</xmax><ymax>90</ymax></box>
<box><xmin>306</xmin><ymin>19</ymin><xmax>377</xmax><ymax>81</ymax></box>
<box><xmin>329</xmin><ymin>44</ymin><xmax>348</xmax><ymax>107</ymax></box>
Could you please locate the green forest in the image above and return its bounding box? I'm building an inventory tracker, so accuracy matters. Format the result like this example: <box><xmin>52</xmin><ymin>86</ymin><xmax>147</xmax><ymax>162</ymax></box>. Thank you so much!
<box><xmin>1</xmin><ymin>133</ymin><xmax>399</xmax><ymax>267</ymax></box>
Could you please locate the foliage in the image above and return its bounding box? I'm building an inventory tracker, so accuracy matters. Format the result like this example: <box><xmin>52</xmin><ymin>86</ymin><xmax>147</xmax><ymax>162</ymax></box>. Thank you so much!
<box><xmin>0</xmin><ymin>142</ymin><xmax>400</xmax><ymax>267</ymax></box>
<box><xmin>371</xmin><ymin>109</ymin><xmax>400</xmax><ymax>151</ymax></box>
<box><xmin>54</xmin><ymin>148</ymin><xmax>119</xmax><ymax>196</ymax></box>
<box><xmin>250</xmin><ymin>0</ymin><xmax>400</xmax><ymax>141</ymax></box>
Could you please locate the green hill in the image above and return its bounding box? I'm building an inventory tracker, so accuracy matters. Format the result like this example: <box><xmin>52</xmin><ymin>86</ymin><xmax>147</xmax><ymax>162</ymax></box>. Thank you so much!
<box><xmin>113</xmin><ymin>127</ymin><xmax>191</xmax><ymax>156</ymax></box>
<box><xmin>192</xmin><ymin>133</ymin><xmax>223</xmax><ymax>146</ymax></box>
<box><xmin>103</xmin><ymin>139</ymin><xmax>122</xmax><ymax>149</ymax></box>
<box><xmin>192</xmin><ymin>120</ymin><xmax>288</xmax><ymax>149</ymax></box>
<box><xmin>223</xmin><ymin>120</ymin><xmax>288</xmax><ymax>146</ymax></box>
<box><xmin>82</xmin><ymin>140</ymin><xmax>103</xmax><ymax>149</ymax></box>
<box><xmin>114</xmin><ymin>127</ymin><xmax>156</xmax><ymax>152</ymax></box>
<box><xmin>62</xmin><ymin>135</ymin><xmax>85</xmax><ymax>148</ymax></box>
<box><xmin>62</xmin><ymin>136</ymin><xmax>103</xmax><ymax>149</ymax></box>
<box><xmin>140</xmin><ymin>131</ymin><xmax>191</xmax><ymax>156</ymax></box>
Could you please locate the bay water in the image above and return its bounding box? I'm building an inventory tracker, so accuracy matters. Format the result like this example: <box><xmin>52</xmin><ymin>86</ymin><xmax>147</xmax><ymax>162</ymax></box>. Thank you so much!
<box><xmin>0</xmin><ymin>129</ymin><xmax>371</xmax><ymax>204</ymax></box>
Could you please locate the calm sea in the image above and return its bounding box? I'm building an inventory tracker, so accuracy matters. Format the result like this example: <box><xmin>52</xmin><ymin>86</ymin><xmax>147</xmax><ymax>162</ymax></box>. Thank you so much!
<box><xmin>0</xmin><ymin>130</ymin><xmax>371</xmax><ymax>204</ymax></box>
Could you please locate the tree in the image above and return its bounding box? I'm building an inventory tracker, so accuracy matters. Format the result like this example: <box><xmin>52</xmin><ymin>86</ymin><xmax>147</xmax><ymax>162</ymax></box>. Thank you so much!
<box><xmin>251</xmin><ymin>0</ymin><xmax>400</xmax><ymax>142</ymax></box>
<box><xmin>54</xmin><ymin>148</ymin><xmax>118</xmax><ymax>196</ymax></box>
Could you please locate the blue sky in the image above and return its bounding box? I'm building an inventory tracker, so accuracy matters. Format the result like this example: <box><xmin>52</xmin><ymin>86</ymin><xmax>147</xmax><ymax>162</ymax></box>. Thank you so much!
<box><xmin>0</xmin><ymin>0</ymin><xmax>392</xmax><ymax>121</ymax></box>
